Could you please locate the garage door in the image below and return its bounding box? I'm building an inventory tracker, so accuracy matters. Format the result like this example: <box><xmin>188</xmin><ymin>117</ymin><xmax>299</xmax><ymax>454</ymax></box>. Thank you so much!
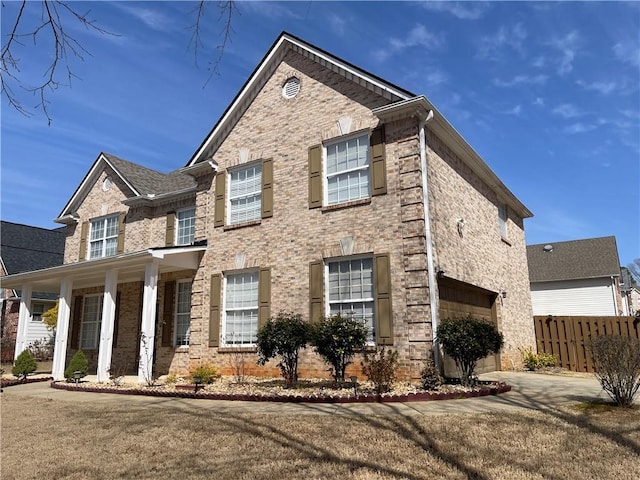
<box><xmin>438</xmin><ymin>278</ymin><xmax>499</xmax><ymax>376</ymax></box>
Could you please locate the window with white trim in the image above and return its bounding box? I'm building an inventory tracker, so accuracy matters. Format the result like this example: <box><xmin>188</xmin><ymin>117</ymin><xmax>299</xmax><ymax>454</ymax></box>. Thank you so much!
<box><xmin>89</xmin><ymin>214</ymin><xmax>119</xmax><ymax>259</ymax></box>
<box><xmin>229</xmin><ymin>163</ymin><xmax>262</xmax><ymax>225</ymax></box>
<box><xmin>175</xmin><ymin>280</ymin><xmax>192</xmax><ymax>347</ymax></box>
<box><xmin>31</xmin><ymin>302</ymin><xmax>46</xmax><ymax>322</ymax></box>
<box><xmin>325</xmin><ymin>133</ymin><xmax>370</xmax><ymax>205</ymax></box>
<box><xmin>327</xmin><ymin>256</ymin><xmax>374</xmax><ymax>341</ymax></box>
<box><xmin>224</xmin><ymin>271</ymin><xmax>259</xmax><ymax>345</ymax></box>
<box><xmin>176</xmin><ymin>208</ymin><xmax>196</xmax><ymax>246</ymax></box>
<box><xmin>80</xmin><ymin>295</ymin><xmax>103</xmax><ymax>349</ymax></box>
<box><xmin>498</xmin><ymin>204</ymin><xmax>508</xmax><ymax>239</ymax></box>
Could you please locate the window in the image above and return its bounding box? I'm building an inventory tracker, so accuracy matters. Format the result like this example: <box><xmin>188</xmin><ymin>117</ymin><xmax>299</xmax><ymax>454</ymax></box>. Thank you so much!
<box><xmin>31</xmin><ymin>302</ymin><xmax>46</xmax><ymax>322</ymax></box>
<box><xmin>80</xmin><ymin>295</ymin><xmax>103</xmax><ymax>349</ymax></box>
<box><xmin>229</xmin><ymin>163</ymin><xmax>262</xmax><ymax>225</ymax></box>
<box><xmin>176</xmin><ymin>208</ymin><xmax>196</xmax><ymax>245</ymax></box>
<box><xmin>175</xmin><ymin>280</ymin><xmax>192</xmax><ymax>347</ymax></box>
<box><xmin>327</xmin><ymin>257</ymin><xmax>374</xmax><ymax>341</ymax></box>
<box><xmin>224</xmin><ymin>271</ymin><xmax>259</xmax><ymax>345</ymax></box>
<box><xmin>89</xmin><ymin>215</ymin><xmax>119</xmax><ymax>259</ymax></box>
<box><xmin>498</xmin><ymin>204</ymin><xmax>508</xmax><ymax>239</ymax></box>
<box><xmin>325</xmin><ymin>134</ymin><xmax>370</xmax><ymax>205</ymax></box>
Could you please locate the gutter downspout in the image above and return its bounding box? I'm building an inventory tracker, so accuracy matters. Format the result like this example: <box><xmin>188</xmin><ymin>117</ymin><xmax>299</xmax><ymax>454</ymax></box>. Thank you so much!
<box><xmin>419</xmin><ymin>111</ymin><xmax>440</xmax><ymax>368</ymax></box>
<box><xmin>610</xmin><ymin>276</ymin><xmax>619</xmax><ymax>316</ymax></box>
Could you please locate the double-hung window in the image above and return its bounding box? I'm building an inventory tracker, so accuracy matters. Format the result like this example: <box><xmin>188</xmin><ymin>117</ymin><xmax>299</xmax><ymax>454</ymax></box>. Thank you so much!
<box><xmin>229</xmin><ymin>164</ymin><xmax>262</xmax><ymax>225</ymax></box>
<box><xmin>327</xmin><ymin>257</ymin><xmax>375</xmax><ymax>341</ymax></box>
<box><xmin>498</xmin><ymin>204</ymin><xmax>508</xmax><ymax>239</ymax></box>
<box><xmin>176</xmin><ymin>208</ymin><xmax>196</xmax><ymax>246</ymax></box>
<box><xmin>80</xmin><ymin>295</ymin><xmax>103</xmax><ymax>349</ymax></box>
<box><xmin>224</xmin><ymin>271</ymin><xmax>259</xmax><ymax>345</ymax></box>
<box><xmin>31</xmin><ymin>302</ymin><xmax>46</xmax><ymax>322</ymax></box>
<box><xmin>175</xmin><ymin>280</ymin><xmax>192</xmax><ymax>347</ymax></box>
<box><xmin>325</xmin><ymin>133</ymin><xmax>370</xmax><ymax>205</ymax></box>
<box><xmin>89</xmin><ymin>215</ymin><xmax>119</xmax><ymax>259</ymax></box>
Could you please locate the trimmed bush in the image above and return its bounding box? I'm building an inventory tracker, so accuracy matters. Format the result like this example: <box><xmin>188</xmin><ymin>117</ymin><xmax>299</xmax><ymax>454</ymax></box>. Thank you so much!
<box><xmin>64</xmin><ymin>350</ymin><xmax>89</xmax><ymax>381</ymax></box>
<box><xmin>311</xmin><ymin>314</ymin><xmax>368</xmax><ymax>383</ymax></box>
<box><xmin>361</xmin><ymin>347</ymin><xmax>399</xmax><ymax>394</ymax></box>
<box><xmin>436</xmin><ymin>316</ymin><xmax>504</xmax><ymax>387</ymax></box>
<box><xmin>589</xmin><ymin>335</ymin><xmax>640</xmax><ymax>408</ymax></box>
<box><xmin>12</xmin><ymin>350</ymin><xmax>37</xmax><ymax>380</ymax></box>
<box><xmin>189</xmin><ymin>364</ymin><xmax>220</xmax><ymax>384</ymax></box>
<box><xmin>519</xmin><ymin>346</ymin><xmax>559</xmax><ymax>371</ymax></box>
<box><xmin>420</xmin><ymin>358</ymin><xmax>442</xmax><ymax>391</ymax></box>
<box><xmin>256</xmin><ymin>311</ymin><xmax>310</xmax><ymax>387</ymax></box>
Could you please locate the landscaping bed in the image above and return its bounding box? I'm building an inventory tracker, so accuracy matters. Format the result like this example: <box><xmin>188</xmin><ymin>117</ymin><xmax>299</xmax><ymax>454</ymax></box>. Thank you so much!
<box><xmin>1</xmin><ymin>376</ymin><xmax>52</xmax><ymax>388</ymax></box>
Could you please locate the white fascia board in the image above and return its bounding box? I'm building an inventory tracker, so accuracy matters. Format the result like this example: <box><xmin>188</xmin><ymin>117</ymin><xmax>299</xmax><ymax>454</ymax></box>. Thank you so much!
<box><xmin>122</xmin><ymin>186</ymin><xmax>197</xmax><ymax>207</ymax></box>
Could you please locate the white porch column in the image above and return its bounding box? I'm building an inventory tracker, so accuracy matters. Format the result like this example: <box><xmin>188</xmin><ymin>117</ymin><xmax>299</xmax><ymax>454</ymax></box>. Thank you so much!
<box><xmin>14</xmin><ymin>283</ymin><xmax>33</xmax><ymax>360</ymax></box>
<box><xmin>97</xmin><ymin>269</ymin><xmax>118</xmax><ymax>382</ymax></box>
<box><xmin>52</xmin><ymin>278</ymin><xmax>73</xmax><ymax>381</ymax></box>
<box><xmin>138</xmin><ymin>262</ymin><xmax>158</xmax><ymax>383</ymax></box>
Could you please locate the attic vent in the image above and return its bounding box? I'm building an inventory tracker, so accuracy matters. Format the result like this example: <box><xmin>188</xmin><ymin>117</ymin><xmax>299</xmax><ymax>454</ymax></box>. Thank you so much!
<box><xmin>543</xmin><ymin>244</ymin><xmax>554</xmax><ymax>253</ymax></box>
<box><xmin>282</xmin><ymin>76</ymin><xmax>300</xmax><ymax>99</ymax></box>
<box><xmin>102</xmin><ymin>177</ymin><xmax>112</xmax><ymax>191</ymax></box>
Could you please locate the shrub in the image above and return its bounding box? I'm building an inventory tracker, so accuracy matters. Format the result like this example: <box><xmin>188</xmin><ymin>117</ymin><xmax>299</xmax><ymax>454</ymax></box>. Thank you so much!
<box><xmin>42</xmin><ymin>301</ymin><xmax>58</xmax><ymax>332</ymax></box>
<box><xmin>519</xmin><ymin>346</ymin><xmax>559</xmax><ymax>371</ymax></box>
<box><xmin>311</xmin><ymin>314</ymin><xmax>368</xmax><ymax>383</ymax></box>
<box><xmin>256</xmin><ymin>311</ymin><xmax>310</xmax><ymax>387</ymax></box>
<box><xmin>12</xmin><ymin>350</ymin><xmax>37</xmax><ymax>380</ymax></box>
<box><xmin>165</xmin><ymin>372</ymin><xmax>179</xmax><ymax>384</ymax></box>
<box><xmin>361</xmin><ymin>347</ymin><xmax>399</xmax><ymax>394</ymax></box>
<box><xmin>189</xmin><ymin>364</ymin><xmax>219</xmax><ymax>384</ymax></box>
<box><xmin>589</xmin><ymin>335</ymin><xmax>640</xmax><ymax>408</ymax></box>
<box><xmin>27</xmin><ymin>336</ymin><xmax>55</xmax><ymax>361</ymax></box>
<box><xmin>64</xmin><ymin>350</ymin><xmax>89</xmax><ymax>381</ymax></box>
<box><xmin>436</xmin><ymin>316</ymin><xmax>504</xmax><ymax>387</ymax></box>
<box><xmin>420</xmin><ymin>358</ymin><xmax>442</xmax><ymax>391</ymax></box>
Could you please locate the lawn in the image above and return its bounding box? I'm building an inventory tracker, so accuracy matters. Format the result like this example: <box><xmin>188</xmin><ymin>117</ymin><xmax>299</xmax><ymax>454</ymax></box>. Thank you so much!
<box><xmin>1</xmin><ymin>393</ymin><xmax>639</xmax><ymax>479</ymax></box>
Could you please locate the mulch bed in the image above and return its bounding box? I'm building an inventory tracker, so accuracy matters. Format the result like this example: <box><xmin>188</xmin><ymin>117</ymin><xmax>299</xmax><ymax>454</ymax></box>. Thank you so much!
<box><xmin>1</xmin><ymin>377</ymin><xmax>53</xmax><ymax>388</ymax></box>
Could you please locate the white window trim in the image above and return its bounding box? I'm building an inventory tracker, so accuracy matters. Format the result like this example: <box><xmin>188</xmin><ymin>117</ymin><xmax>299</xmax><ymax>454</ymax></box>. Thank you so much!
<box><xmin>221</xmin><ymin>268</ymin><xmax>259</xmax><ymax>347</ymax></box>
<box><xmin>227</xmin><ymin>162</ymin><xmax>262</xmax><ymax>226</ymax></box>
<box><xmin>175</xmin><ymin>207</ymin><xmax>196</xmax><ymax>246</ymax></box>
<box><xmin>89</xmin><ymin>214</ymin><xmax>119</xmax><ymax>259</ymax></box>
<box><xmin>324</xmin><ymin>254</ymin><xmax>375</xmax><ymax>343</ymax></box>
<box><xmin>323</xmin><ymin>131</ymin><xmax>371</xmax><ymax>206</ymax></box>
<box><xmin>30</xmin><ymin>302</ymin><xmax>47</xmax><ymax>322</ymax></box>
<box><xmin>80</xmin><ymin>294</ymin><xmax>103</xmax><ymax>350</ymax></box>
<box><xmin>174</xmin><ymin>279</ymin><xmax>193</xmax><ymax>347</ymax></box>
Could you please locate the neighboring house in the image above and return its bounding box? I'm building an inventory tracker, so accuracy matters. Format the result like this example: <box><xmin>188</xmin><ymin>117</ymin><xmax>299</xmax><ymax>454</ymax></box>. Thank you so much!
<box><xmin>2</xmin><ymin>32</ymin><xmax>535</xmax><ymax>382</ymax></box>
<box><xmin>629</xmin><ymin>286</ymin><xmax>640</xmax><ymax>316</ymax></box>
<box><xmin>527</xmin><ymin>236</ymin><xmax>625</xmax><ymax>316</ymax></box>
<box><xmin>0</xmin><ymin>221</ymin><xmax>66</xmax><ymax>360</ymax></box>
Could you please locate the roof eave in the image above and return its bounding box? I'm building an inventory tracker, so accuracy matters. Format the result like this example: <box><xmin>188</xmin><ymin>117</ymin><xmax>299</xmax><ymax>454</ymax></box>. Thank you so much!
<box><xmin>121</xmin><ymin>186</ymin><xmax>197</xmax><ymax>207</ymax></box>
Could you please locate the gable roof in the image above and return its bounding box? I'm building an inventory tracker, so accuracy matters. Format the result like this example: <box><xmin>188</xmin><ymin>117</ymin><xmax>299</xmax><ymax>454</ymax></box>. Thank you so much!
<box><xmin>56</xmin><ymin>153</ymin><xmax>196</xmax><ymax>222</ymax></box>
<box><xmin>0</xmin><ymin>221</ymin><xmax>65</xmax><ymax>275</ymax></box>
<box><xmin>527</xmin><ymin>236</ymin><xmax>621</xmax><ymax>283</ymax></box>
<box><xmin>186</xmin><ymin>31</ymin><xmax>532</xmax><ymax>219</ymax></box>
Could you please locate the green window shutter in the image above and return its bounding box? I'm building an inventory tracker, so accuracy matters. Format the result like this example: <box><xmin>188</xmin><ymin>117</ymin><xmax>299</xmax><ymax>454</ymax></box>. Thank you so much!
<box><xmin>165</xmin><ymin>212</ymin><xmax>176</xmax><ymax>246</ymax></box>
<box><xmin>70</xmin><ymin>296</ymin><xmax>83</xmax><ymax>349</ymax></box>
<box><xmin>258</xmin><ymin>267</ymin><xmax>271</xmax><ymax>330</ymax></box>
<box><xmin>161</xmin><ymin>281</ymin><xmax>175</xmax><ymax>347</ymax></box>
<box><xmin>309</xmin><ymin>260</ymin><xmax>324</xmax><ymax>323</ymax></box>
<box><xmin>308</xmin><ymin>145</ymin><xmax>322</xmax><ymax>209</ymax></box>
<box><xmin>79</xmin><ymin>221</ymin><xmax>89</xmax><ymax>260</ymax></box>
<box><xmin>370</xmin><ymin>125</ymin><xmax>387</xmax><ymax>196</ymax></box>
<box><xmin>374</xmin><ymin>253</ymin><xmax>393</xmax><ymax>345</ymax></box>
<box><xmin>113</xmin><ymin>291</ymin><xmax>121</xmax><ymax>348</ymax></box>
<box><xmin>209</xmin><ymin>274</ymin><xmax>221</xmax><ymax>347</ymax></box>
<box><xmin>214</xmin><ymin>172</ymin><xmax>226</xmax><ymax>227</ymax></box>
<box><xmin>117</xmin><ymin>213</ymin><xmax>126</xmax><ymax>253</ymax></box>
<box><xmin>262</xmin><ymin>158</ymin><xmax>274</xmax><ymax>219</ymax></box>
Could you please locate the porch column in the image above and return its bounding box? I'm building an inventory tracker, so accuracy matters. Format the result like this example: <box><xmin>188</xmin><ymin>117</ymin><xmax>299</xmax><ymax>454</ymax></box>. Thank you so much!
<box><xmin>14</xmin><ymin>283</ymin><xmax>32</xmax><ymax>360</ymax></box>
<box><xmin>138</xmin><ymin>262</ymin><xmax>158</xmax><ymax>383</ymax></box>
<box><xmin>97</xmin><ymin>269</ymin><xmax>118</xmax><ymax>382</ymax></box>
<box><xmin>52</xmin><ymin>278</ymin><xmax>73</xmax><ymax>381</ymax></box>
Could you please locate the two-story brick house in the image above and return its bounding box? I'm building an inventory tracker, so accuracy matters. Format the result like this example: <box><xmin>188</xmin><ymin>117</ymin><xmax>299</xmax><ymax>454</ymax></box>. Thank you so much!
<box><xmin>3</xmin><ymin>32</ymin><xmax>534</xmax><ymax>382</ymax></box>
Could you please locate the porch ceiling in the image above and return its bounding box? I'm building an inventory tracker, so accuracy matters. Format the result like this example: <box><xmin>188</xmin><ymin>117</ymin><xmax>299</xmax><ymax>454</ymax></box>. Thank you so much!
<box><xmin>0</xmin><ymin>246</ymin><xmax>206</xmax><ymax>293</ymax></box>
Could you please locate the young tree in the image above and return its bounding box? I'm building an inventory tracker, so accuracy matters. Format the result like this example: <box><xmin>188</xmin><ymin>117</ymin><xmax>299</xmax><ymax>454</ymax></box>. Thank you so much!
<box><xmin>64</xmin><ymin>350</ymin><xmax>88</xmax><ymax>381</ymax></box>
<box><xmin>590</xmin><ymin>335</ymin><xmax>640</xmax><ymax>408</ymax></box>
<box><xmin>12</xmin><ymin>350</ymin><xmax>38</xmax><ymax>380</ymax></box>
<box><xmin>42</xmin><ymin>300</ymin><xmax>59</xmax><ymax>332</ymax></box>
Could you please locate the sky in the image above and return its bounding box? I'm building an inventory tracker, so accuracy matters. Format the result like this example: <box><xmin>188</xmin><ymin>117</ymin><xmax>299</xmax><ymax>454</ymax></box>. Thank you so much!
<box><xmin>1</xmin><ymin>1</ymin><xmax>639</xmax><ymax>267</ymax></box>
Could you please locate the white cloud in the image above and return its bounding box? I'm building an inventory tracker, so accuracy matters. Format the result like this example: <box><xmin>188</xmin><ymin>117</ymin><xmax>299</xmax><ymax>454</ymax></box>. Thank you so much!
<box><xmin>532</xmin><ymin>56</ymin><xmax>546</xmax><ymax>68</ymax></box>
<box><xmin>425</xmin><ymin>70</ymin><xmax>448</xmax><ymax>88</ymax></box>
<box><xmin>328</xmin><ymin>13</ymin><xmax>346</xmax><ymax>36</ymax></box>
<box><xmin>533</xmin><ymin>97</ymin><xmax>545</xmax><ymax>106</ymax></box>
<box><xmin>548</xmin><ymin>31</ymin><xmax>580</xmax><ymax>75</ymax></box>
<box><xmin>476</xmin><ymin>23</ymin><xmax>527</xmax><ymax>60</ymax></box>
<box><xmin>576</xmin><ymin>80</ymin><xmax>617</xmax><ymax>95</ymax></box>
<box><xmin>564</xmin><ymin>122</ymin><xmax>597</xmax><ymax>134</ymax></box>
<box><xmin>113</xmin><ymin>4</ymin><xmax>172</xmax><ymax>31</ymax></box>
<box><xmin>493</xmin><ymin>74</ymin><xmax>548</xmax><ymax>87</ymax></box>
<box><xmin>552</xmin><ymin>104</ymin><xmax>583</xmax><ymax>118</ymax></box>
<box><xmin>373</xmin><ymin>24</ymin><xmax>444</xmax><ymax>62</ymax></box>
<box><xmin>506</xmin><ymin>105</ymin><xmax>522</xmax><ymax>116</ymax></box>
<box><xmin>420</xmin><ymin>1</ymin><xmax>489</xmax><ymax>20</ymax></box>
<box><xmin>238</xmin><ymin>1</ymin><xmax>301</xmax><ymax>19</ymax></box>
<box><xmin>613</xmin><ymin>41</ymin><xmax>640</xmax><ymax>68</ymax></box>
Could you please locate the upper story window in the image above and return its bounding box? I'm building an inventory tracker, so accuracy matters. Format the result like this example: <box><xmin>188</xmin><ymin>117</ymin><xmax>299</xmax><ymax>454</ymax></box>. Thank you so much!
<box><xmin>325</xmin><ymin>133</ymin><xmax>370</xmax><ymax>205</ymax></box>
<box><xmin>229</xmin><ymin>163</ymin><xmax>262</xmax><ymax>225</ymax></box>
<box><xmin>498</xmin><ymin>204</ymin><xmax>508</xmax><ymax>239</ymax></box>
<box><xmin>89</xmin><ymin>214</ymin><xmax>119</xmax><ymax>259</ymax></box>
<box><xmin>31</xmin><ymin>302</ymin><xmax>46</xmax><ymax>322</ymax></box>
<box><xmin>176</xmin><ymin>208</ymin><xmax>196</xmax><ymax>246</ymax></box>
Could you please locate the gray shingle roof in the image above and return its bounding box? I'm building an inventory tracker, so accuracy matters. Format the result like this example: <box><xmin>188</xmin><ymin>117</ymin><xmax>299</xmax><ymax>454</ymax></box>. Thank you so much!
<box><xmin>1</xmin><ymin>221</ymin><xmax>66</xmax><ymax>274</ymax></box>
<box><xmin>103</xmin><ymin>153</ymin><xmax>195</xmax><ymax>196</ymax></box>
<box><xmin>527</xmin><ymin>236</ymin><xmax>621</xmax><ymax>283</ymax></box>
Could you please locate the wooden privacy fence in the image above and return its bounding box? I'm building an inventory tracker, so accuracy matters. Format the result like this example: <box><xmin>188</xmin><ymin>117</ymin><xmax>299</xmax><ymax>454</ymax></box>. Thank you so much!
<box><xmin>534</xmin><ymin>315</ymin><xmax>640</xmax><ymax>373</ymax></box>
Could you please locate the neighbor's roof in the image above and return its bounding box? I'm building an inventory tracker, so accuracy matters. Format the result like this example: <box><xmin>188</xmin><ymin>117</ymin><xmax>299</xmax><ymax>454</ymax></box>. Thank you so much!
<box><xmin>527</xmin><ymin>236</ymin><xmax>621</xmax><ymax>283</ymax></box>
<box><xmin>0</xmin><ymin>221</ymin><xmax>65</xmax><ymax>274</ymax></box>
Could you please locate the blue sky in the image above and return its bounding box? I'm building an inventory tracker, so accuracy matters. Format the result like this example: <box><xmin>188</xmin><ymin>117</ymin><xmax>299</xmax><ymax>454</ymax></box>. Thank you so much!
<box><xmin>1</xmin><ymin>1</ymin><xmax>638</xmax><ymax>266</ymax></box>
